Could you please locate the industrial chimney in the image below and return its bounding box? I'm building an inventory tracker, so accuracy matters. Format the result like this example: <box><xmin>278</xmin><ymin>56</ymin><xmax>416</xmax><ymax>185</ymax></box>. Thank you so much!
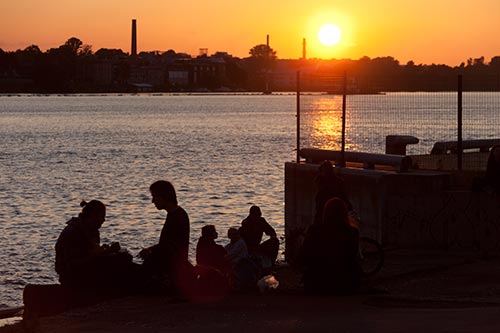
<box><xmin>302</xmin><ymin>38</ymin><xmax>307</xmax><ymax>60</ymax></box>
<box><xmin>131</xmin><ymin>19</ymin><xmax>137</xmax><ymax>56</ymax></box>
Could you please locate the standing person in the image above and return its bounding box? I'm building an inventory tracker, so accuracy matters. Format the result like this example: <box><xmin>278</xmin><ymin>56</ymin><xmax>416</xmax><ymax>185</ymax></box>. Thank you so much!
<box><xmin>55</xmin><ymin>200</ymin><xmax>135</xmax><ymax>293</ymax></box>
<box><xmin>486</xmin><ymin>144</ymin><xmax>500</xmax><ymax>194</ymax></box>
<box><xmin>472</xmin><ymin>145</ymin><xmax>500</xmax><ymax>194</ymax></box>
<box><xmin>314</xmin><ymin>160</ymin><xmax>352</xmax><ymax>224</ymax></box>
<box><xmin>301</xmin><ymin>197</ymin><xmax>361</xmax><ymax>295</ymax></box>
<box><xmin>139</xmin><ymin>180</ymin><xmax>193</xmax><ymax>295</ymax></box>
<box><xmin>240</xmin><ymin>205</ymin><xmax>279</xmax><ymax>264</ymax></box>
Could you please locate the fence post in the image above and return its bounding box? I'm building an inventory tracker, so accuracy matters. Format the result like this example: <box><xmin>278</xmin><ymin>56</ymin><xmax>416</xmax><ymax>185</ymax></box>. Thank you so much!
<box><xmin>296</xmin><ymin>71</ymin><xmax>301</xmax><ymax>164</ymax></box>
<box><xmin>457</xmin><ymin>75</ymin><xmax>463</xmax><ymax>171</ymax></box>
<box><xmin>340</xmin><ymin>71</ymin><xmax>347</xmax><ymax>167</ymax></box>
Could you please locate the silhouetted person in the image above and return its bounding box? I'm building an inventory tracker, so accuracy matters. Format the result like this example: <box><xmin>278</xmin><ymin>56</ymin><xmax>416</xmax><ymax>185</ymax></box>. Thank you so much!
<box><xmin>224</xmin><ymin>227</ymin><xmax>260</xmax><ymax>291</ymax></box>
<box><xmin>196</xmin><ymin>225</ymin><xmax>227</xmax><ymax>271</ymax></box>
<box><xmin>139</xmin><ymin>180</ymin><xmax>193</xmax><ymax>295</ymax></box>
<box><xmin>55</xmin><ymin>200</ymin><xmax>136</xmax><ymax>293</ymax></box>
<box><xmin>301</xmin><ymin>197</ymin><xmax>361</xmax><ymax>295</ymax></box>
<box><xmin>240</xmin><ymin>205</ymin><xmax>279</xmax><ymax>265</ymax></box>
<box><xmin>472</xmin><ymin>145</ymin><xmax>500</xmax><ymax>194</ymax></box>
<box><xmin>225</xmin><ymin>227</ymin><xmax>249</xmax><ymax>266</ymax></box>
<box><xmin>193</xmin><ymin>225</ymin><xmax>231</xmax><ymax>301</ymax></box>
<box><xmin>314</xmin><ymin>160</ymin><xmax>352</xmax><ymax>224</ymax></box>
<box><xmin>486</xmin><ymin>144</ymin><xmax>500</xmax><ymax>194</ymax></box>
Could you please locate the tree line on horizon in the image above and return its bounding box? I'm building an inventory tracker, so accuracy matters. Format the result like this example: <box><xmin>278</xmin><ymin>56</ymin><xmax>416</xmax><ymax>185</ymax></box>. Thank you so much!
<box><xmin>1</xmin><ymin>37</ymin><xmax>500</xmax><ymax>93</ymax></box>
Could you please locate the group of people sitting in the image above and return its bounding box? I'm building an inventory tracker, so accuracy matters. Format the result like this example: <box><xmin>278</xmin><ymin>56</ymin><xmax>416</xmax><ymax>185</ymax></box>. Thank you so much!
<box><xmin>53</xmin><ymin>145</ymin><xmax>500</xmax><ymax>302</ymax></box>
<box><xmin>54</xmin><ymin>180</ymin><xmax>279</xmax><ymax>301</ymax></box>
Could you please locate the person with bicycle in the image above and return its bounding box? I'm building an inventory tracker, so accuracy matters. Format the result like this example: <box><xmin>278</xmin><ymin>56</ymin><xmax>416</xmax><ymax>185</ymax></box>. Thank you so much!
<box><xmin>301</xmin><ymin>197</ymin><xmax>361</xmax><ymax>295</ymax></box>
<box><xmin>314</xmin><ymin>160</ymin><xmax>353</xmax><ymax>225</ymax></box>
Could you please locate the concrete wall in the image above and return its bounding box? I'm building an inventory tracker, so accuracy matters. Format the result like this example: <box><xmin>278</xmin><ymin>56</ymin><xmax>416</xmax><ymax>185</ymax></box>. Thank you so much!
<box><xmin>284</xmin><ymin>162</ymin><xmax>500</xmax><ymax>263</ymax></box>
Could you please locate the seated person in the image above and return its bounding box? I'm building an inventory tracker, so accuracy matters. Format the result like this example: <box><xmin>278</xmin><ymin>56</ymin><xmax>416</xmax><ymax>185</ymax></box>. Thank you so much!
<box><xmin>196</xmin><ymin>225</ymin><xmax>227</xmax><ymax>271</ymax></box>
<box><xmin>224</xmin><ymin>227</ymin><xmax>260</xmax><ymax>291</ymax></box>
<box><xmin>195</xmin><ymin>225</ymin><xmax>230</xmax><ymax>300</ymax></box>
<box><xmin>138</xmin><ymin>180</ymin><xmax>194</xmax><ymax>296</ymax></box>
<box><xmin>55</xmin><ymin>200</ymin><xmax>135</xmax><ymax>293</ymax></box>
<box><xmin>300</xmin><ymin>197</ymin><xmax>361</xmax><ymax>295</ymax></box>
<box><xmin>240</xmin><ymin>205</ymin><xmax>279</xmax><ymax>265</ymax></box>
<box><xmin>224</xmin><ymin>227</ymin><xmax>248</xmax><ymax>266</ymax></box>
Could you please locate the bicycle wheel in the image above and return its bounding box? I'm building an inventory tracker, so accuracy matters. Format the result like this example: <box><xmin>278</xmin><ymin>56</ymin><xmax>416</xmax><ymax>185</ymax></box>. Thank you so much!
<box><xmin>358</xmin><ymin>237</ymin><xmax>384</xmax><ymax>277</ymax></box>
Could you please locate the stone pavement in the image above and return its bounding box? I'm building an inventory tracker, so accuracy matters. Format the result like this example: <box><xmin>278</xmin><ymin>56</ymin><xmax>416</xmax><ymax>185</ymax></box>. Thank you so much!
<box><xmin>363</xmin><ymin>248</ymin><xmax>500</xmax><ymax>306</ymax></box>
<box><xmin>3</xmin><ymin>248</ymin><xmax>500</xmax><ymax>332</ymax></box>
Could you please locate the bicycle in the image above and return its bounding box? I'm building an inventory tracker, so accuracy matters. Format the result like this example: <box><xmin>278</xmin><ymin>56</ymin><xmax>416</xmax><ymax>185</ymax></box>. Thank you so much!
<box><xmin>357</xmin><ymin>236</ymin><xmax>384</xmax><ymax>277</ymax></box>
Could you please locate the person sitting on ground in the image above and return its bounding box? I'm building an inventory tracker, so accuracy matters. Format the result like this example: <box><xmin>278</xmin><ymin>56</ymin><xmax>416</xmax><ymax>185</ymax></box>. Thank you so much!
<box><xmin>196</xmin><ymin>225</ymin><xmax>227</xmax><ymax>272</ymax></box>
<box><xmin>194</xmin><ymin>225</ymin><xmax>231</xmax><ymax>300</ymax></box>
<box><xmin>55</xmin><ymin>200</ymin><xmax>136</xmax><ymax>293</ymax></box>
<box><xmin>225</xmin><ymin>227</ymin><xmax>249</xmax><ymax>266</ymax></box>
<box><xmin>240</xmin><ymin>205</ymin><xmax>279</xmax><ymax>265</ymax></box>
<box><xmin>301</xmin><ymin>197</ymin><xmax>361</xmax><ymax>295</ymax></box>
<box><xmin>314</xmin><ymin>160</ymin><xmax>353</xmax><ymax>224</ymax></box>
<box><xmin>224</xmin><ymin>227</ymin><xmax>260</xmax><ymax>291</ymax></box>
<box><xmin>138</xmin><ymin>180</ymin><xmax>194</xmax><ymax>296</ymax></box>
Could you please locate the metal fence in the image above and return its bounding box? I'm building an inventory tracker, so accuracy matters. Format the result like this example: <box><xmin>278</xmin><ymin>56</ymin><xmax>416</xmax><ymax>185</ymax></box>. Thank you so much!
<box><xmin>296</xmin><ymin>72</ymin><xmax>500</xmax><ymax>172</ymax></box>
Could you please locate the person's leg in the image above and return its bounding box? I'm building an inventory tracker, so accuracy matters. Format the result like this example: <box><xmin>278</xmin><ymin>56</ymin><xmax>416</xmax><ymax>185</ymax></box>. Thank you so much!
<box><xmin>258</xmin><ymin>238</ymin><xmax>280</xmax><ymax>263</ymax></box>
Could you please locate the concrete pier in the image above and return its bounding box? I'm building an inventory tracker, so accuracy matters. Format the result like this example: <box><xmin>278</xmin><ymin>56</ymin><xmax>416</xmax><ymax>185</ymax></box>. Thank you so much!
<box><xmin>284</xmin><ymin>153</ymin><xmax>500</xmax><ymax>263</ymax></box>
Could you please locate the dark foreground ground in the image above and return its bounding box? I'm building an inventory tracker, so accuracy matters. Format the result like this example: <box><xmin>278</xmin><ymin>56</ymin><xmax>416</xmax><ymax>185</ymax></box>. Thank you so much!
<box><xmin>3</xmin><ymin>249</ymin><xmax>500</xmax><ymax>332</ymax></box>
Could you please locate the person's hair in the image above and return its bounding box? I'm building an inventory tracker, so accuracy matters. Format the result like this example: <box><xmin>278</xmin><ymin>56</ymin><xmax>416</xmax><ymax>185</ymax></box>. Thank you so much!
<box><xmin>150</xmin><ymin>180</ymin><xmax>177</xmax><ymax>205</ymax></box>
<box><xmin>227</xmin><ymin>227</ymin><xmax>240</xmax><ymax>239</ymax></box>
<box><xmin>249</xmin><ymin>205</ymin><xmax>261</xmax><ymax>217</ymax></box>
<box><xmin>319</xmin><ymin>160</ymin><xmax>334</xmax><ymax>176</ymax></box>
<box><xmin>322</xmin><ymin>197</ymin><xmax>349</xmax><ymax>227</ymax></box>
<box><xmin>201</xmin><ymin>225</ymin><xmax>216</xmax><ymax>237</ymax></box>
<box><xmin>80</xmin><ymin>200</ymin><xmax>105</xmax><ymax>220</ymax></box>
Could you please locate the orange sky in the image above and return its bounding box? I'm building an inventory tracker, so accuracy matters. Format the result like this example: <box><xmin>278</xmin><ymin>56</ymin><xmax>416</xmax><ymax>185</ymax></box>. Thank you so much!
<box><xmin>1</xmin><ymin>0</ymin><xmax>500</xmax><ymax>66</ymax></box>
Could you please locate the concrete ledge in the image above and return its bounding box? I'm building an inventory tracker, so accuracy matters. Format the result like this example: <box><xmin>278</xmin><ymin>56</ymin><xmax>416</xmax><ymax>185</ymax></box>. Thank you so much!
<box><xmin>431</xmin><ymin>139</ymin><xmax>500</xmax><ymax>154</ymax></box>
<box><xmin>300</xmin><ymin>148</ymin><xmax>413</xmax><ymax>172</ymax></box>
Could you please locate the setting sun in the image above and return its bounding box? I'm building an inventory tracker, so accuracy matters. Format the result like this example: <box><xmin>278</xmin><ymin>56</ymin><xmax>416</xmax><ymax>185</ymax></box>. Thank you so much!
<box><xmin>318</xmin><ymin>24</ymin><xmax>342</xmax><ymax>47</ymax></box>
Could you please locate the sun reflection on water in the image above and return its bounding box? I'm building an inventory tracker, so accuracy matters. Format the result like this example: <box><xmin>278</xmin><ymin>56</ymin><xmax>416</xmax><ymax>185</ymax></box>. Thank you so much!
<box><xmin>307</xmin><ymin>97</ymin><xmax>344</xmax><ymax>150</ymax></box>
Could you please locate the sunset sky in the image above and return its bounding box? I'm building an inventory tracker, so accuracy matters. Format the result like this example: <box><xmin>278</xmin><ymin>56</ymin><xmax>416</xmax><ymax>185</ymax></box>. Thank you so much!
<box><xmin>1</xmin><ymin>0</ymin><xmax>500</xmax><ymax>66</ymax></box>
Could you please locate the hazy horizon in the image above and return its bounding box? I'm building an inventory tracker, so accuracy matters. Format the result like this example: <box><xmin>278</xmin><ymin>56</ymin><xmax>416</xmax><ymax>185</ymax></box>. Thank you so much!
<box><xmin>1</xmin><ymin>0</ymin><xmax>500</xmax><ymax>66</ymax></box>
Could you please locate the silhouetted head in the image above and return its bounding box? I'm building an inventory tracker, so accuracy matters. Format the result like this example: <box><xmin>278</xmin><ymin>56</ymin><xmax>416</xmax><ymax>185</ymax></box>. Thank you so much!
<box><xmin>79</xmin><ymin>200</ymin><xmax>106</xmax><ymax>230</ymax></box>
<box><xmin>490</xmin><ymin>145</ymin><xmax>500</xmax><ymax>163</ymax></box>
<box><xmin>201</xmin><ymin>225</ymin><xmax>217</xmax><ymax>239</ymax></box>
<box><xmin>150</xmin><ymin>180</ymin><xmax>177</xmax><ymax>210</ymax></box>
<box><xmin>322</xmin><ymin>197</ymin><xmax>349</xmax><ymax>227</ymax></box>
<box><xmin>227</xmin><ymin>227</ymin><xmax>240</xmax><ymax>241</ymax></box>
<box><xmin>249</xmin><ymin>205</ymin><xmax>262</xmax><ymax>217</ymax></box>
<box><xmin>319</xmin><ymin>160</ymin><xmax>334</xmax><ymax>177</ymax></box>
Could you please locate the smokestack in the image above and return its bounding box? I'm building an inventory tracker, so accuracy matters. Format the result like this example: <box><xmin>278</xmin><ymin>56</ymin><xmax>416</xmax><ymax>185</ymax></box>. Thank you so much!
<box><xmin>302</xmin><ymin>38</ymin><xmax>306</xmax><ymax>60</ymax></box>
<box><xmin>266</xmin><ymin>34</ymin><xmax>269</xmax><ymax>47</ymax></box>
<box><xmin>131</xmin><ymin>19</ymin><xmax>137</xmax><ymax>56</ymax></box>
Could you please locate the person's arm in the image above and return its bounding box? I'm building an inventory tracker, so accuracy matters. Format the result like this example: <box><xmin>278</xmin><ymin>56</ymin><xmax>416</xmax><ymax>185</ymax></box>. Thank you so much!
<box><xmin>261</xmin><ymin>218</ymin><xmax>277</xmax><ymax>238</ymax></box>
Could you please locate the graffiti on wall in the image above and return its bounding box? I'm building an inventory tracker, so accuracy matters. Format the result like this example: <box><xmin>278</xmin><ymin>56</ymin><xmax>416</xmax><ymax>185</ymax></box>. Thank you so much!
<box><xmin>386</xmin><ymin>192</ymin><xmax>500</xmax><ymax>251</ymax></box>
